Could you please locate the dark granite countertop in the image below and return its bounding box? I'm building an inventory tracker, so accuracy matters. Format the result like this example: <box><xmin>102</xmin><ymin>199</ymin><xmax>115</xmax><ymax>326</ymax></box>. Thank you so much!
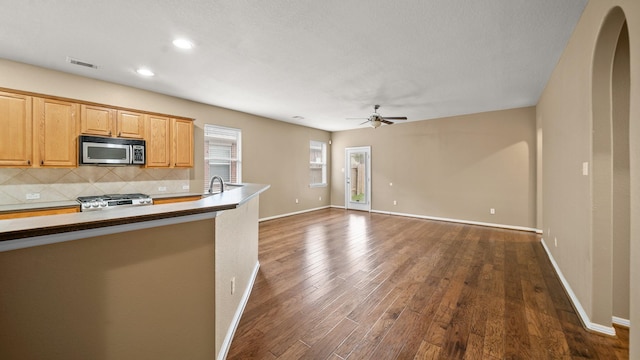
<box><xmin>0</xmin><ymin>183</ymin><xmax>269</xmax><ymax>242</ymax></box>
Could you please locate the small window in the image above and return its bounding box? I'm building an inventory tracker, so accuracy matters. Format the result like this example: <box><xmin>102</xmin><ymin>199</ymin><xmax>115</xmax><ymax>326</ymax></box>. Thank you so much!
<box><xmin>310</xmin><ymin>140</ymin><xmax>327</xmax><ymax>187</ymax></box>
<box><xmin>204</xmin><ymin>125</ymin><xmax>241</xmax><ymax>193</ymax></box>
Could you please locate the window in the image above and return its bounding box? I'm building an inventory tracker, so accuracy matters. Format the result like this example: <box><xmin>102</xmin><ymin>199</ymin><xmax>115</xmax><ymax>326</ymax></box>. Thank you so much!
<box><xmin>204</xmin><ymin>124</ymin><xmax>241</xmax><ymax>192</ymax></box>
<box><xmin>309</xmin><ymin>140</ymin><xmax>327</xmax><ymax>187</ymax></box>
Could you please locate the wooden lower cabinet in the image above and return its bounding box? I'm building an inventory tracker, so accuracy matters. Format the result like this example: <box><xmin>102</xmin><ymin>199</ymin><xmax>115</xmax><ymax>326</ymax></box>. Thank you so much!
<box><xmin>153</xmin><ymin>196</ymin><xmax>202</xmax><ymax>205</ymax></box>
<box><xmin>0</xmin><ymin>206</ymin><xmax>79</xmax><ymax>220</ymax></box>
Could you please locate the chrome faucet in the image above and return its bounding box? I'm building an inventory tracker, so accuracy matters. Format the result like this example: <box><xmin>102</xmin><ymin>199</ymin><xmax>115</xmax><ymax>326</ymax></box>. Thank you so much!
<box><xmin>208</xmin><ymin>175</ymin><xmax>225</xmax><ymax>194</ymax></box>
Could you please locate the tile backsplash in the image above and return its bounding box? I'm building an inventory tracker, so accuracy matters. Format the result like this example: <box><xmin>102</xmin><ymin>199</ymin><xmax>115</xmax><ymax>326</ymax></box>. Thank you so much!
<box><xmin>0</xmin><ymin>167</ymin><xmax>191</xmax><ymax>205</ymax></box>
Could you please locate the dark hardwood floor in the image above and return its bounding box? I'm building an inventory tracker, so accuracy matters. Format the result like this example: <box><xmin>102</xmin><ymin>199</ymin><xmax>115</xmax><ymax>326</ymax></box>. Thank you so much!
<box><xmin>227</xmin><ymin>208</ymin><xmax>629</xmax><ymax>359</ymax></box>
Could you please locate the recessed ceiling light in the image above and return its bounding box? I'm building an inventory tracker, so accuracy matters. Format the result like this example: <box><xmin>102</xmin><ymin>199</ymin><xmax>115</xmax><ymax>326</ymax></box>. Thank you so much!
<box><xmin>136</xmin><ymin>68</ymin><xmax>155</xmax><ymax>77</ymax></box>
<box><xmin>172</xmin><ymin>38</ymin><xmax>194</xmax><ymax>49</ymax></box>
<box><xmin>292</xmin><ymin>116</ymin><xmax>305</xmax><ymax>120</ymax></box>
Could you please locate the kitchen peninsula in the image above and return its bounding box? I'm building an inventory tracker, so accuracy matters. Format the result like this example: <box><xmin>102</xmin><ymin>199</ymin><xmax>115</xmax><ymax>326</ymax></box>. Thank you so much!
<box><xmin>0</xmin><ymin>183</ymin><xmax>269</xmax><ymax>360</ymax></box>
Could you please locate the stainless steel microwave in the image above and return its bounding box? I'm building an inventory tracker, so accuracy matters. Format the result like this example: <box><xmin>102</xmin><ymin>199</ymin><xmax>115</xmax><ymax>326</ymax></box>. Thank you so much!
<box><xmin>79</xmin><ymin>135</ymin><xmax>145</xmax><ymax>165</ymax></box>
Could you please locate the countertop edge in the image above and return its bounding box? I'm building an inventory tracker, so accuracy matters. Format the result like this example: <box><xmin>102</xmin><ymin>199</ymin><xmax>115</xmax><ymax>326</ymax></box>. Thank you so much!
<box><xmin>0</xmin><ymin>183</ymin><xmax>270</xmax><ymax>244</ymax></box>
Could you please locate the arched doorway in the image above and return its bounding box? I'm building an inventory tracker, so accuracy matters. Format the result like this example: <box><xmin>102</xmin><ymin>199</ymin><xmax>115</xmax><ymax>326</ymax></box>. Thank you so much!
<box><xmin>591</xmin><ymin>7</ymin><xmax>630</xmax><ymax>329</ymax></box>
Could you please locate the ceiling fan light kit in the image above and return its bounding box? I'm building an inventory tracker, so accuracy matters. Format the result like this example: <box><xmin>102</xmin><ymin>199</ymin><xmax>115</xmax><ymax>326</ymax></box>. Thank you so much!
<box><xmin>348</xmin><ymin>105</ymin><xmax>407</xmax><ymax>129</ymax></box>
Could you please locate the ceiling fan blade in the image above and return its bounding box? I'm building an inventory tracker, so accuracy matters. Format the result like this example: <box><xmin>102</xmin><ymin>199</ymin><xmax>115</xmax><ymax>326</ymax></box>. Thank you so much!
<box><xmin>380</xmin><ymin>119</ymin><xmax>394</xmax><ymax>125</ymax></box>
<box><xmin>346</xmin><ymin>117</ymin><xmax>369</xmax><ymax>120</ymax></box>
<box><xmin>359</xmin><ymin>120</ymin><xmax>371</xmax><ymax>125</ymax></box>
<box><xmin>380</xmin><ymin>117</ymin><xmax>407</xmax><ymax>120</ymax></box>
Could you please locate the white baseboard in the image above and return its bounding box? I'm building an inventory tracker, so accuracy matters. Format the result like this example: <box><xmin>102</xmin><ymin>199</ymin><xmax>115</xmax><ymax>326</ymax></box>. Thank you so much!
<box><xmin>264</xmin><ymin>206</ymin><xmax>540</xmax><ymax>233</ymax></box>
<box><xmin>259</xmin><ymin>206</ymin><xmax>331</xmax><ymax>222</ymax></box>
<box><xmin>217</xmin><ymin>261</ymin><xmax>260</xmax><ymax>360</ymax></box>
<box><xmin>540</xmin><ymin>238</ymin><xmax>617</xmax><ymax>336</ymax></box>
<box><xmin>369</xmin><ymin>209</ymin><xmax>540</xmax><ymax>233</ymax></box>
<box><xmin>612</xmin><ymin>316</ymin><xmax>630</xmax><ymax>328</ymax></box>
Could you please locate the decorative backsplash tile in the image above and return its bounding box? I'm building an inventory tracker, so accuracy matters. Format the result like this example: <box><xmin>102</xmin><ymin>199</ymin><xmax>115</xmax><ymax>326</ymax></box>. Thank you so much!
<box><xmin>0</xmin><ymin>167</ymin><xmax>191</xmax><ymax>205</ymax></box>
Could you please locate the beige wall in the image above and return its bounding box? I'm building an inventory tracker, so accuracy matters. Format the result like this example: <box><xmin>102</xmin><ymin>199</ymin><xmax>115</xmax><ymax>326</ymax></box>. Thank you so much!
<box><xmin>331</xmin><ymin>107</ymin><xmax>537</xmax><ymax>229</ymax></box>
<box><xmin>0</xmin><ymin>59</ymin><xmax>331</xmax><ymax>219</ymax></box>
<box><xmin>0</xmin><ymin>219</ymin><xmax>216</xmax><ymax>360</ymax></box>
<box><xmin>537</xmin><ymin>0</ymin><xmax>638</xmax><ymax>355</ymax></box>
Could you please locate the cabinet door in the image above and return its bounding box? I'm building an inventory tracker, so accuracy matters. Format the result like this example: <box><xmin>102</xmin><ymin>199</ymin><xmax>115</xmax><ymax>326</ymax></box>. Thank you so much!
<box><xmin>173</xmin><ymin>119</ymin><xmax>193</xmax><ymax>167</ymax></box>
<box><xmin>0</xmin><ymin>91</ymin><xmax>32</xmax><ymax>166</ymax></box>
<box><xmin>33</xmin><ymin>98</ymin><xmax>79</xmax><ymax>167</ymax></box>
<box><xmin>116</xmin><ymin>110</ymin><xmax>145</xmax><ymax>138</ymax></box>
<box><xmin>81</xmin><ymin>104</ymin><xmax>115</xmax><ymax>136</ymax></box>
<box><xmin>145</xmin><ymin>115</ymin><xmax>171</xmax><ymax>167</ymax></box>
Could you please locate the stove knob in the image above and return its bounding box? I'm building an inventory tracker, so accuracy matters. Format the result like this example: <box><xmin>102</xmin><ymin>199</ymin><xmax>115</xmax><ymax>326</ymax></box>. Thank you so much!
<box><xmin>100</xmin><ymin>201</ymin><xmax>108</xmax><ymax>207</ymax></box>
<box><xmin>82</xmin><ymin>202</ymin><xmax>91</xmax><ymax>209</ymax></box>
<box><xmin>90</xmin><ymin>201</ymin><xmax>99</xmax><ymax>208</ymax></box>
<box><xmin>146</xmin><ymin>198</ymin><xmax>152</xmax><ymax>204</ymax></box>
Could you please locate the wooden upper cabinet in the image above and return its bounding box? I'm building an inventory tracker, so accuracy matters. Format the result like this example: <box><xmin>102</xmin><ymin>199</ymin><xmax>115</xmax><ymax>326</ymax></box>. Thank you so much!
<box><xmin>33</xmin><ymin>97</ymin><xmax>79</xmax><ymax>167</ymax></box>
<box><xmin>145</xmin><ymin>115</ymin><xmax>171</xmax><ymax>167</ymax></box>
<box><xmin>173</xmin><ymin>119</ymin><xmax>193</xmax><ymax>168</ymax></box>
<box><xmin>80</xmin><ymin>104</ymin><xmax>115</xmax><ymax>136</ymax></box>
<box><xmin>0</xmin><ymin>91</ymin><xmax>32</xmax><ymax>166</ymax></box>
<box><xmin>145</xmin><ymin>116</ymin><xmax>193</xmax><ymax>168</ymax></box>
<box><xmin>116</xmin><ymin>110</ymin><xmax>145</xmax><ymax>138</ymax></box>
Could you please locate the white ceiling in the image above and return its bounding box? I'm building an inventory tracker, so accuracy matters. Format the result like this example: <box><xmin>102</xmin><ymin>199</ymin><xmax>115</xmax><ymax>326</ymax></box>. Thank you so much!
<box><xmin>0</xmin><ymin>0</ymin><xmax>587</xmax><ymax>132</ymax></box>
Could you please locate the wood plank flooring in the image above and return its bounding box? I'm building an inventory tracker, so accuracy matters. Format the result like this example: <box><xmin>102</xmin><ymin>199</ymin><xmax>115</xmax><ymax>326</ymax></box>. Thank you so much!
<box><xmin>227</xmin><ymin>209</ymin><xmax>629</xmax><ymax>359</ymax></box>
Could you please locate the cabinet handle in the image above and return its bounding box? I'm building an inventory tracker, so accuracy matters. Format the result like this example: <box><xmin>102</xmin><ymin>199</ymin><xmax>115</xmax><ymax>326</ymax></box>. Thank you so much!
<box><xmin>27</xmin><ymin>160</ymin><xmax>31</xmax><ymax>165</ymax></box>
<box><xmin>40</xmin><ymin>160</ymin><xmax>44</xmax><ymax>165</ymax></box>
<box><xmin>109</xmin><ymin>130</ymin><xmax>112</xmax><ymax>136</ymax></box>
<box><xmin>118</xmin><ymin>131</ymin><xmax>121</xmax><ymax>137</ymax></box>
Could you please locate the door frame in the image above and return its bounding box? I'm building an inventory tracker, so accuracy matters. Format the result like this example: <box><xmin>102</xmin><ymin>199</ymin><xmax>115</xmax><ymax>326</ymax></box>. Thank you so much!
<box><xmin>345</xmin><ymin>146</ymin><xmax>371</xmax><ymax>211</ymax></box>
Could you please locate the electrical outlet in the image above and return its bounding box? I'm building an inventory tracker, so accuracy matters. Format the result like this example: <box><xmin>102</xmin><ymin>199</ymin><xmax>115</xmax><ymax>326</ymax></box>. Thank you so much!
<box><xmin>393</xmin><ymin>200</ymin><xmax>397</xmax><ymax>205</ymax></box>
<box><xmin>295</xmin><ymin>198</ymin><xmax>299</xmax><ymax>204</ymax></box>
<box><xmin>182</xmin><ymin>185</ymin><xmax>190</xmax><ymax>190</ymax></box>
<box><xmin>554</xmin><ymin>237</ymin><xmax>558</xmax><ymax>247</ymax></box>
<box><xmin>582</xmin><ymin>162</ymin><xmax>589</xmax><ymax>176</ymax></box>
<box><xmin>26</xmin><ymin>193</ymin><xmax>40</xmax><ymax>200</ymax></box>
<box><xmin>158</xmin><ymin>186</ymin><xmax>167</xmax><ymax>192</ymax></box>
<box><xmin>490</xmin><ymin>208</ymin><xmax>496</xmax><ymax>215</ymax></box>
<box><xmin>231</xmin><ymin>277</ymin><xmax>236</xmax><ymax>295</ymax></box>
<box><xmin>319</xmin><ymin>196</ymin><xmax>322</xmax><ymax>201</ymax></box>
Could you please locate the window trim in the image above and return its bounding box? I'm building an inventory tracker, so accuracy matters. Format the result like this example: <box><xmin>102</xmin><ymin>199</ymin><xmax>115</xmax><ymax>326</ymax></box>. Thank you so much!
<box><xmin>309</xmin><ymin>140</ymin><xmax>327</xmax><ymax>187</ymax></box>
<box><xmin>204</xmin><ymin>124</ymin><xmax>242</xmax><ymax>193</ymax></box>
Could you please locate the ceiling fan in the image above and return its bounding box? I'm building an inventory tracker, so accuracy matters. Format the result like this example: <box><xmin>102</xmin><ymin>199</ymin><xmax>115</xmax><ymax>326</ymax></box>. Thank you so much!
<box><xmin>348</xmin><ymin>105</ymin><xmax>407</xmax><ymax>128</ymax></box>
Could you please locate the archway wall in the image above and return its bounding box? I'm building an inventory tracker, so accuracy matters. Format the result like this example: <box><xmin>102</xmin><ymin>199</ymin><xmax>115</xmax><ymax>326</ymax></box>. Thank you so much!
<box><xmin>536</xmin><ymin>0</ymin><xmax>638</xmax><ymax>353</ymax></box>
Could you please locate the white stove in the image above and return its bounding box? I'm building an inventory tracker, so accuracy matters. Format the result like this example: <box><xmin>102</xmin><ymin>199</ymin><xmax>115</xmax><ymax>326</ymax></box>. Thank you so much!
<box><xmin>77</xmin><ymin>193</ymin><xmax>153</xmax><ymax>211</ymax></box>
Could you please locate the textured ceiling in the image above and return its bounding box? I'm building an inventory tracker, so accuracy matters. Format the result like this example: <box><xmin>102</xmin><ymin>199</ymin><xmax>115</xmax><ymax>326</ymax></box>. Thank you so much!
<box><xmin>0</xmin><ymin>0</ymin><xmax>587</xmax><ymax>131</ymax></box>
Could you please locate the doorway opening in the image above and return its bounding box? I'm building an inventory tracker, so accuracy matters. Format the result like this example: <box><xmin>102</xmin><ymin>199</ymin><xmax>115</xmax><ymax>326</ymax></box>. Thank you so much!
<box><xmin>591</xmin><ymin>7</ymin><xmax>629</xmax><ymax>328</ymax></box>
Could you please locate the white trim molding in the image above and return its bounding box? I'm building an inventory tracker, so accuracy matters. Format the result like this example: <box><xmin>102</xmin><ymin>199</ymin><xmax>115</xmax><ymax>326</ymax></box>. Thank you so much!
<box><xmin>612</xmin><ymin>316</ymin><xmax>630</xmax><ymax>328</ymax></box>
<box><xmin>259</xmin><ymin>206</ymin><xmax>331</xmax><ymax>222</ymax></box>
<box><xmin>370</xmin><ymin>209</ymin><xmax>540</xmax><ymax>233</ymax></box>
<box><xmin>540</xmin><ymin>238</ymin><xmax>617</xmax><ymax>336</ymax></box>
<box><xmin>268</xmin><ymin>206</ymin><xmax>541</xmax><ymax>233</ymax></box>
<box><xmin>217</xmin><ymin>261</ymin><xmax>260</xmax><ymax>360</ymax></box>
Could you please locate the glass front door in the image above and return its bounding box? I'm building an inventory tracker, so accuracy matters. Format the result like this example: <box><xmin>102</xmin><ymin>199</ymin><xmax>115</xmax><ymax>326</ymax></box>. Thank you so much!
<box><xmin>345</xmin><ymin>146</ymin><xmax>371</xmax><ymax>211</ymax></box>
